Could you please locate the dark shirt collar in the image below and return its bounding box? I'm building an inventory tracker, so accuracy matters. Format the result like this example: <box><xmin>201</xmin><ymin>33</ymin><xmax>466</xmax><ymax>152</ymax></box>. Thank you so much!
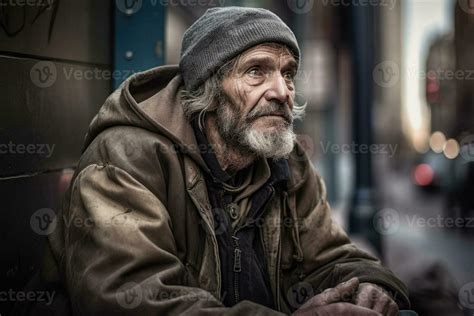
<box><xmin>191</xmin><ymin>118</ymin><xmax>248</xmax><ymax>186</ymax></box>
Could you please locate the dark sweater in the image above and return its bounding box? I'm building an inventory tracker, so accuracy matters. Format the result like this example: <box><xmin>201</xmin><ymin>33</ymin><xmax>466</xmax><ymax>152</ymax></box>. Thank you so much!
<box><xmin>191</xmin><ymin>119</ymin><xmax>289</xmax><ymax>309</ymax></box>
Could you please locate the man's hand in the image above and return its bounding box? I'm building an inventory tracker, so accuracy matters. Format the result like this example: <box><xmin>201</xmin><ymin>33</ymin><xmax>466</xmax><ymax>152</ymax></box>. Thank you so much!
<box><xmin>353</xmin><ymin>282</ymin><xmax>399</xmax><ymax>316</ymax></box>
<box><xmin>292</xmin><ymin>278</ymin><xmax>400</xmax><ymax>316</ymax></box>
<box><xmin>292</xmin><ymin>277</ymin><xmax>382</xmax><ymax>315</ymax></box>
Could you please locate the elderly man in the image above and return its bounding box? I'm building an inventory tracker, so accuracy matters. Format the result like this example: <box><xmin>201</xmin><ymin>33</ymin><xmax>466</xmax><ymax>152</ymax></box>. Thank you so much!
<box><xmin>38</xmin><ymin>6</ymin><xmax>409</xmax><ymax>316</ymax></box>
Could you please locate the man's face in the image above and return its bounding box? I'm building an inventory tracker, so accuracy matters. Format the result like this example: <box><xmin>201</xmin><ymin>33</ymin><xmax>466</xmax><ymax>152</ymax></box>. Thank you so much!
<box><xmin>216</xmin><ymin>43</ymin><xmax>298</xmax><ymax>159</ymax></box>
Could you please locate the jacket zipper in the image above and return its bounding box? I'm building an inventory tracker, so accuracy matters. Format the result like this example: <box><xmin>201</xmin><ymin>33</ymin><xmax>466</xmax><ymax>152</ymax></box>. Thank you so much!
<box><xmin>275</xmin><ymin>231</ymin><xmax>282</xmax><ymax>311</ymax></box>
<box><xmin>232</xmin><ymin>235</ymin><xmax>241</xmax><ymax>304</ymax></box>
<box><xmin>275</xmin><ymin>191</ymin><xmax>286</xmax><ymax>311</ymax></box>
<box><xmin>230</xmin><ymin>185</ymin><xmax>276</xmax><ymax>306</ymax></box>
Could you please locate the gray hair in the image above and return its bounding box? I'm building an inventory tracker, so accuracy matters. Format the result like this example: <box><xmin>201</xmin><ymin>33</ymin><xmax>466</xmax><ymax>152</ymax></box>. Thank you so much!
<box><xmin>180</xmin><ymin>58</ymin><xmax>236</xmax><ymax>130</ymax></box>
<box><xmin>180</xmin><ymin>44</ymin><xmax>306</xmax><ymax>130</ymax></box>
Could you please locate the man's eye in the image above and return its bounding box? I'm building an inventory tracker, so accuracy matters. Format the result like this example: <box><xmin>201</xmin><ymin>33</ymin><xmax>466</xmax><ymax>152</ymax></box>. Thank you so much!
<box><xmin>247</xmin><ymin>67</ymin><xmax>263</xmax><ymax>77</ymax></box>
<box><xmin>283</xmin><ymin>71</ymin><xmax>296</xmax><ymax>81</ymax></box>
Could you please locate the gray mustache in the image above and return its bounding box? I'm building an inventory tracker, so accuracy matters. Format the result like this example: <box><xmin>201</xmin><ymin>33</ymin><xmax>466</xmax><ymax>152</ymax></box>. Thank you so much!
<box><xmin>247</xmin><ymin>102</ymin><xmax>293</xmax><ymax>123</ymax></box>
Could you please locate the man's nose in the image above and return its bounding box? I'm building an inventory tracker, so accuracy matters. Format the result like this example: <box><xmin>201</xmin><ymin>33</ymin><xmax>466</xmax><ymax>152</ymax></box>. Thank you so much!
<box><xmin>264</xmin><ymin>73</ymin><xmax>292</xmax><ymax>107</ymax></box>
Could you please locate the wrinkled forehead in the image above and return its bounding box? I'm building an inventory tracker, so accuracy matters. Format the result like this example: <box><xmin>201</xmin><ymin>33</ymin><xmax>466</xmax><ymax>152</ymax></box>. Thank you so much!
<box><xmin>236</xmin><ymin>42</ymin><xmax>298</xmax><ymax>68</ymax></box>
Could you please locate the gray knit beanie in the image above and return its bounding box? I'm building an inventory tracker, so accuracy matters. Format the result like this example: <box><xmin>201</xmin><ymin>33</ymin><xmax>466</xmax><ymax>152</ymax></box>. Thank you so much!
<box><xmin>179</xmin><ymin>6</ymin><xmax>300</xmax><ymax>91</ymax></box>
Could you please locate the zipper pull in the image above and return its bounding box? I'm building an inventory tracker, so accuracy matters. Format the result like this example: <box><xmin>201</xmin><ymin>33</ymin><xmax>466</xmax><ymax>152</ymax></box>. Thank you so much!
<box><xmin>232</xmin><ymin>236</ymin><xmax>242</xmax><ymax>273</ymax></box>
<box><xmin>234</xmin><ymin>248</ymin><xmax>242</xmax><ymax>272</ymax></box>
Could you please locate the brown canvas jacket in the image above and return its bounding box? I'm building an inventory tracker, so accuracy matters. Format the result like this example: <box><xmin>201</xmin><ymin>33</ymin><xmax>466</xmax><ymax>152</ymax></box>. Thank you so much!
<box><xmin>38</xmin><ymin>64</ymin><xmax>410</xmax><ymax>315</ymax></box>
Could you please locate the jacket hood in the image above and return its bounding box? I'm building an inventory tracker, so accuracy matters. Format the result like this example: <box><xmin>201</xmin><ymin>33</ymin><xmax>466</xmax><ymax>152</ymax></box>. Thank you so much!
<box><xmin>83</xmin><ymin>64</ymin><xmax>210</xmax><ymax>172</ymax></box>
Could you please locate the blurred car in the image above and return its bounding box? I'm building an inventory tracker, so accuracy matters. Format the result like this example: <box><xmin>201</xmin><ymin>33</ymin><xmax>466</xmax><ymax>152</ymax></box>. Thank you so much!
<box><xmin>412</xmin><ymin>150</ymin><xmax>451</xmax><ymax>190</ymax></box>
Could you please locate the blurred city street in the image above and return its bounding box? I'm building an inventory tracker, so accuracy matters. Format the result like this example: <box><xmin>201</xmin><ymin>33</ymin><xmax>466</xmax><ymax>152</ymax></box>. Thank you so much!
<box><xmin>376</xmin><ymin>155</ymin><xmax>474</xmax><ymax>281</ymax></box>
<box><xmin>378</xmin><ymin>155</ymin><xmax>473</xmax><ymax>315</ymax></box>
<box><xmin>1</xmin><ymin>0</ymin><xmax>473</xmax><ymax>315</ymax></box>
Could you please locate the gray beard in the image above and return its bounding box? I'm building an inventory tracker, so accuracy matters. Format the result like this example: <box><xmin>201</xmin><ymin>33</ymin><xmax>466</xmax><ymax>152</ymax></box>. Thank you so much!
<box><xmin>216</xmin><ymin>101</ymin><xmax>295</xmax><ymax>160</ymax></box>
